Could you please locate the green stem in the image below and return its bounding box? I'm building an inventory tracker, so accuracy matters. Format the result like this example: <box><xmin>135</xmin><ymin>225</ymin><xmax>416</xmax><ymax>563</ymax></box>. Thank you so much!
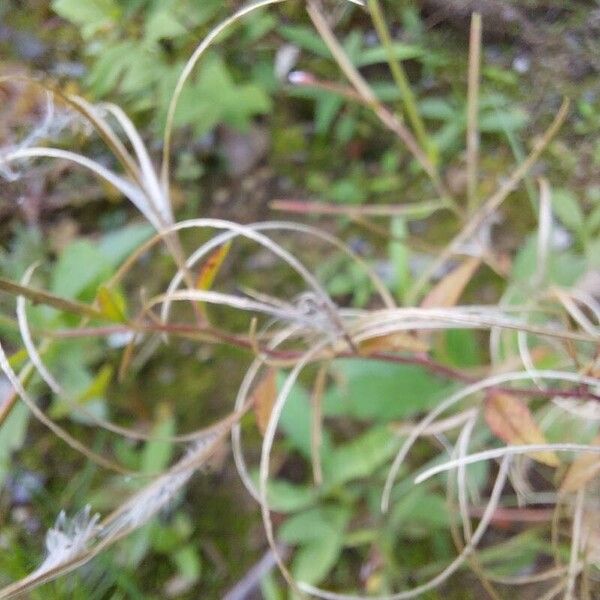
<box><xmin>0</xmin><ymin>277</ymin><xmax>105</xmax><ymax>321</ymax></box>
<box><xmin>367</xmin><ymin>0</ymin><xmax>435</xmax><ymax>164</ymax></box>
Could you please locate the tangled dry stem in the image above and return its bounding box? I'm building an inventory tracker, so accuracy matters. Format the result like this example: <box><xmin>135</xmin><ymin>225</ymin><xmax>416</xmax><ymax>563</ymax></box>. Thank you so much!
<box><xmin>0</xmin><ymin>1</ymin><xmax>599</xmax><ymax>598</ymax></box>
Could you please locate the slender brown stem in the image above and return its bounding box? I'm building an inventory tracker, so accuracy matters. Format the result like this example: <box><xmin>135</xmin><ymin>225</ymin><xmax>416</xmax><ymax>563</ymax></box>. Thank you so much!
<box><xmin>46</xmin><ymin>322</ymin><xmax>600</xmax><ymax>403</ymax></box>
<box><xmin>466</xmin><ymin>13</ymin><xmax>482</xmax><ymax>214</ymax></box>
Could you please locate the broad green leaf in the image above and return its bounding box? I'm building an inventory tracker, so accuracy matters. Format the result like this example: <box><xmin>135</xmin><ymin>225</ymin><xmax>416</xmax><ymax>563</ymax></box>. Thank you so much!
<box><xmin>86</xmin><ymin>41</ymin><xmax>138</xmax><ymax>97</ymax></box>
<box><xmin>98</xmin><ymin>224</ymin><xmax>153</xmax><ymax>266</ymax></box>
<box><xmin>279</xmin><ymin>506</ymin><xmax>351</xmax><ymax>544</ymax></box>
<box><xmin>51</xmin><ymin>240</ymin><xmax>111</xmax><ymax>300</ymax></box>
<box><xmin>262</xmin><ymin>479</ymin><xmax>318</xmax><ymax>513</ymax></box>
<box><xmin>389</xmin><ymin>487</ymin><xmax>451</xmax><ymax>531</ymax></box>
<box><xmin>120</xmin><ymin>46</ymin><xmax>162</xmax><ymax>95</ymax></box>
<box><xmin>439</xmin><ymin>329</ymin><xmax>483</xmax><ymax>368</ymax></box>
<box><xmin>323</xmin><ymin>359</ymin><xmax>452</xmax><ymax>422</ymax></box>
<box><xmin>323</xmin><ymin>427</ymin><xmax>399</xmax><ymax>487</ymax></box>
<box><xmin>292</xmin><ymin>535</ymin><xmax>343</xmax><ymax>586</ymax></box>
<box><xmin>145</xmin><ymin>9</ymin><xmax>187</xmax><ymax>43</ymax></box>
<box><xmin>53</xmin><ymin>0</ymin><xmax>120</xmax><ymax>37</ymax></box>
<box><xmin>163</xmin><ymin>53</ymin><xmax>271</xmax><ymax>136</ymax></box>
<box><xmin>279</xmin><ymin>374</ymin><xmax>332</xmax><ymax>458</ymax></box>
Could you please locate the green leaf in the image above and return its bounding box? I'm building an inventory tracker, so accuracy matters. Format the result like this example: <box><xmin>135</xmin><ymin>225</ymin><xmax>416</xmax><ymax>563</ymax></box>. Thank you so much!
<box><xmin>389</xmin><ymin>487</ymin><xmax>451</xmax><ymax>532</ymax></box>
<box><xmin>142</xmin><ymin>406</ymin><xmax>175</xmax><ymax>474</ymax></box>
<box><xmin>51</xmin><ymin>239</ymin><xmax>111</xmax><ymax>300</ymax></box>
<box><xmin>512</xmin><ymin>235</ymin><xmax>586</xmax><ymax>286</ymax></box>
<box><xmin>77</xmin><ymin>364</ymin><xmax>113</xmax><ymax>404</ymax></box>
<box><xmin>96</xmin><ymin>285</ymin><xmax>128</xmax><ymax>322</ymax></box>
<box><xmin>323</xmin><ymin>359</ymin><xmax>451</xmax><ymax>422</ymax></box>
<box><xmin>293</xmin><ymin>536</ymin><xmax>343</xmax><ymax>586</ymax></box>
<box><xmin>86</xmin><ymin>41</ymin><xmax>137</xmax><ymax>97</ymax></box>
<box><xmin>588</xmin><ymin>238</ymin><xmax>600</xmax><ymax>267</ymax></box>
<box><xmin>0</xmin><ymin>403</ymin><xmax>29</xmax><ymax>486</ymax></box>
<box><xmin>279</xmin><ymin>374</ymin><xmax>332</xmax><ymax>459</ymax></box>
<box><xmin>162</xmin><ymin>53</ymin><xmax>271</xmax><ymax>136</ymax></box>
<box><xmin>479</xmin><ymin>108</ymin><xmax>528</xmax><ymax>132</ymax></box>
<box><xmin>260</xmin><ymin>573</ymin><xmax>284</xmax><ymax>600</ymax></box>
<box><xmin>145</xmin><ymin>9</ymin><xmax>187</xmax><ymax>43</ymax></box>
<box><xmin>52</xmin><ymin>0</ymin><xmax>120</xmax><ymax>38</ymax></box>
<box><xmin>173</xmin><ymin>546</ymin><xmax>201</xmax><ymax>582</ymax></box>
<box><xmin>119</xmin><ymin>46</ymin><xmax>163</xmax><ymax>95</ymax></box>
<box><xmin>315</xmin><ymin>94</ymin><xmax>344</xmax><ymax>134</ymax></box>
<box><xmin>279</xmin><ymin>506</ymin><xmax>350</xmax><ymax>544</ymax></box>
<box><xmin>551</xmin><ymin>189</ymin><xmax>585</xmax><ymax>235</ymax></box>
<box><xmin>355</xmin><ymin>43</ymin><xmax>423</xmax><ymax>67</ymax></box>
<box><xmin>419</xmin><ymin>98</ymin><xmax>456</xmax><ymax>121</ymax></box>
<box><xmin>51</xmin><ymin>363</ymin><xmax>114</xmax><ymax>420</ymax></box>
<box><xmin>439</xmin><ymin>329</ymin><xmax>483</xmax><ymax>368</ymax></box>
<box><xmin>261</xmin><ymin>479</ymin><xmax>318</xmax><ymax>513</ymax></box>
<box><xmin>476</xmin><ymin>530</ymin><xmax>552</xmax><ymax>577</ymax></box>
<box><xmin>278</xmin><ymin>25</ymin><xmax>330</xmax><ymax>57</ymax></box>
<box><xmin>323</xmin><ymin>427</ymin><xmax>399</xmax><ymax>487</ymax></box>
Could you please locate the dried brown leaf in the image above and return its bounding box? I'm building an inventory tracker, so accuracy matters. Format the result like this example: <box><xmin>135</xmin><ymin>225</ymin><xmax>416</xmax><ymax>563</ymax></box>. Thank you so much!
<box><xmin>561</xmin><ymin>434</ymin><xmax>600</xmax><ymax>493</ymax></box>
<box><xmin>359</xmin><ymin>332</ymin><xmax>429</xmax><ymax>355</ymax></box>
<box><xmin>421</xmin><ymin>256</ymin><xmax>481</xmax><ymax>308</ymax></box>
<box><xmin>484</xmin><ymin>391</ymin><xmax>559</xmax><ymax>467</ymax></box>
<box><xmin>253</xmin><ymin>368</ymin><xmax>277</xmax><ymax>436</ymax></box>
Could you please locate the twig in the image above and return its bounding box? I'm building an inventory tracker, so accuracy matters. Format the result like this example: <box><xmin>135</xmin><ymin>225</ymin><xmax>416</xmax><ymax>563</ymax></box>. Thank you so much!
<box><xmin>270</xmin><ymin>198</ymin><xmax>449</xmax><ymax>217</ymax></box>
<box><xmin>44</xmin><ymin>322</ymin><xmax>600</xmax><ymax>403</ymax></box>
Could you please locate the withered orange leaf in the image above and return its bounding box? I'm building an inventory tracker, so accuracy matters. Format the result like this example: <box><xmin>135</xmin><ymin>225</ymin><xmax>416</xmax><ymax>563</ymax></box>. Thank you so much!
<box><xmin>560</xmin><ymin>434</ymin><xmax>600</xmax><ymax>493</ymax></box>
<box><xmin>253</xmin><ymin>368</ymin><xmax>277</xmax><ymax>436</ymax></box>
<box><xmin>484</xmin><ymin>390</ymin><xmax>559</xmax><ymax>467</ymax></box>
<box><xmin>196</xmin><ymin>240</ymin><xmax>232</xmax><ymax>318</ymax></box>
<box><xmin>421</xmin><ymin>256</ymin><xmax>480</xmax><ymax>308</ymax></box>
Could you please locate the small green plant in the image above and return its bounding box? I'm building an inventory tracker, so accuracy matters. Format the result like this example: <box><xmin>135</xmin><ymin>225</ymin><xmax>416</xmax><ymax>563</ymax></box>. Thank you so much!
<box><xmin>52</xmin><ymin>0</ymin><xmax>274</xmax><ymax>136</ymax></box>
